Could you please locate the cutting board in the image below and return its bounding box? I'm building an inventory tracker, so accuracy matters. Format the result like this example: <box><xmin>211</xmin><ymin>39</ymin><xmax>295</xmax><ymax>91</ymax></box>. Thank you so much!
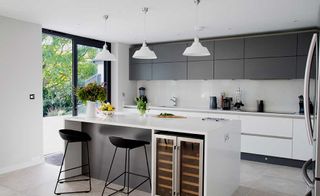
<box><xmin>155</xmin><ymin>115</ymin><xmax>187</xmax><ymax>119</ymax></box>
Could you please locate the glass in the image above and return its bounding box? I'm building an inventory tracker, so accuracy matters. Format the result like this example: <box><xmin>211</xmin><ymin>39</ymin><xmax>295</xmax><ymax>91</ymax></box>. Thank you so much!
<box><xmin>179</xmin><ymin>140</ymin><xmax>201</xmax><ymax>196</ymax></box>
<box><xmin>77</xmin><ymin>45</ymin><xmax>104</xmax><ymax>115</ymax></box>
<box><xmin>156</xmin><ymin>138</ymin><xmax>174</xmax><ymax>196</ymax></box>
<box><xmin>42</xmin><ymin>34</ymin><xmax>72</xmax><ymax>117</ymax></box>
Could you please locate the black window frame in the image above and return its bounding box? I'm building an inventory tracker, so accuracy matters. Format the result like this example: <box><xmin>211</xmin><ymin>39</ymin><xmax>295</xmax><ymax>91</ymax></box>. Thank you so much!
<box><xmin>42</xmin><ymin>29</ymin><xmax>112</xmax><ymax>116</ymax></box>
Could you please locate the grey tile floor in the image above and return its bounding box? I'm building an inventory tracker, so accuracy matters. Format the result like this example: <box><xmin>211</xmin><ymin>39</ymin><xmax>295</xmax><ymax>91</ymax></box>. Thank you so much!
<box><xmin>0</xmin><ymin>160</ymin><xmax>309</xmax><ymax>196</ymax></box>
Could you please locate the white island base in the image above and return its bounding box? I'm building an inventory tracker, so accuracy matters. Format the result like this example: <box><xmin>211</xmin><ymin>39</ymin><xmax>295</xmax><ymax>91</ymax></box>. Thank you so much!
<box><xmin>64</xmin><ymin>113</ymin><xmax>241</xmax><ymax>196</ymax></box>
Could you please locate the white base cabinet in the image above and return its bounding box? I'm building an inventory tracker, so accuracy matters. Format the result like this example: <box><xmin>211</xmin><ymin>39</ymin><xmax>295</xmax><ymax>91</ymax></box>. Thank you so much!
<box><xmin>292</xmin><ymin>119</ymin><xmax>313</xmax><ymax>160</ymax></box>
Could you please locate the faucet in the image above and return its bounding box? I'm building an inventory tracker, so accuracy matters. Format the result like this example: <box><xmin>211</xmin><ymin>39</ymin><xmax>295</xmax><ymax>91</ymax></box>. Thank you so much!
<box><xmin>170</xmin><ymin>96</ymin><xmax>177</xmax><ymax>107</ymax></box>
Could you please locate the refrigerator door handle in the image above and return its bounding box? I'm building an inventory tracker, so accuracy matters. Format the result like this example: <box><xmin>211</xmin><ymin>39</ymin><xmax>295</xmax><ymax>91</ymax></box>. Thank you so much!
<box><xmin>303</xmin><ymin>158</ymin><xmax>314</xmax><ymax>187</ymax></box>
<box><xmin>304</xmin><ymin>33</ymin><xmax>318</xmax><ymax>145</ymax></box>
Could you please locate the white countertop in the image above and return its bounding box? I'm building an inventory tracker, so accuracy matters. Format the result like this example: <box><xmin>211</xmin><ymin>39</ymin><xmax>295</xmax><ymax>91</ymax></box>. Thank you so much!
<box><xmin>65</xmin><ymin>113</ymin><xmax>237</xmax><ymax>135</ymax></box>
<box><xmin>124</xmin><ymin>105</ymin><xmax>305</xmax><ymax>119</ymax></box>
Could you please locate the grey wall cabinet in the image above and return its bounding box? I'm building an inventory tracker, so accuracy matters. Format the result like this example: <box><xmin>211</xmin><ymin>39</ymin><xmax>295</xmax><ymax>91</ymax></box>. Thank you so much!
<box><xmin>153</xmin><ymin>43</ymin><xmax>188</xmax><ymax>63</ymax></box>
<box><xmin>129</xmin><ymin>46</ymin><xmax>153</xmax><ymax>64</ymax></box>
<box><xmin>152</xmin><ymin>62</ymin><xmax>187</xmax><ymax>80</ymax></box>
<box><xmin>215</xmin><ymin>39</ymin><xmax>244</xmax><ymax>59</ymax></box>
<box><xmin>188</xmin><ymin>61</ymin><xmax>213</xmax><ymax>80</ymax></box>
<box><xmin>187</xmin><ymin>41</ymin><xmax>214</xmax><ymax>61</ymax></box>
<box><xmin>129</xmin><ymin>63</ymin><xmax>152</xmax><ymax>80</ymax></box>
<box><xmin>297</xmin><ymin>55</ymin><xmax>316</xmax><ymax>79</ymax></box>
<box><xmin>245</xmin><ymin>34</ymin><xmax>297</xmax><ymax>58</ymax></box>
<box><xmin>297</xmin><ymin>32</ymin><xmax>315</xmax><ymax>56</ymax></box>
<box><xmin>214</xmin><ymin>59</ymin><xmax>244</xmax><ymax>79</ymax></box>
<box><xmin>245</xmin><ymin>57</ymin><xmax>296</xmax><ymax>79</ymax></box>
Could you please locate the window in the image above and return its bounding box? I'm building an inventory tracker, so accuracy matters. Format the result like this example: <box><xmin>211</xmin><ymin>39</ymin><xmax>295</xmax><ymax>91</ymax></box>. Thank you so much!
<box><xmin>42</xmin><ymin>29</ymin><xmax>111</xmax><ymax>117</ymax></box>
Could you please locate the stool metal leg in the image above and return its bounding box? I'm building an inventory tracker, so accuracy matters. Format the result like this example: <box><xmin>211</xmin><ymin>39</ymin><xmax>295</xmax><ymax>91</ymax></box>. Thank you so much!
<box><xmin>123</xmin><ymin>148</ymin><xmax>128</xmax><ymax>190</ymax></box>
<box><xmin>54</xmin><ymin>141</ymin><xmax>69</xmax><ymax>195</ymax></box>
<box><xmin>54</xmin><ymin>141</ymin><xmax>91</xmax><ymax>195</ymax></box>
<box><xmin>144</xmin><ymin>145</ymin><xmax>152</xmax><ymax>189</ymax></box>
<box><xmin>127</xmin><ymin>149</ymin><xmax>130</xmax><ymax>195</ymax></box>
<box><xmin>102</xmin><ymin>147</ymin><xmax>118</xmax><ymax>196</ymax></box>
<box><xmin>86</xmin><ymin>141</ymin><xmax>92</xmax><ymax>192</ymax></box>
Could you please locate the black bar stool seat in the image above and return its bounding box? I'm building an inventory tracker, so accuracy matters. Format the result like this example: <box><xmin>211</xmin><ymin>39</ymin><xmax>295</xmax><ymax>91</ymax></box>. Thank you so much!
<box><xmin>109</xmin><ymin>136</ymin><xmax>149</xmax><ymax>149</ymax></box>
<box><xmin>59</xmin><ymin>129</ymin><xmax>91</xmax><ymax>142</ymax></box>
<box><xmin>54</xmin><ymin>129</ymin><xmax>92</xmax><ymax>195</ymax></box>
<box><xmin>102</xmin><ymin>136</ymin><xmax>151</xmax><ymax>196</ymax></box>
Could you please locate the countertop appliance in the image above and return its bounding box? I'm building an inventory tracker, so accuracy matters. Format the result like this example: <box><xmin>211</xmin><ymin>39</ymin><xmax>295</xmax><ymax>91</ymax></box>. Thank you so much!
<box><xmin>139</xmin><ymin>87</ymin><xmax>148</xmax><ymax>103</ymax></box>
<box><xmin>302</xmin><ymin>33</ymin><xmax>319</xmax><ymax>196</ymax></box>
<box><xmin>222</xmin><ymin>97</ymin><xmax>233</xmax><ymax>110</ymax></box>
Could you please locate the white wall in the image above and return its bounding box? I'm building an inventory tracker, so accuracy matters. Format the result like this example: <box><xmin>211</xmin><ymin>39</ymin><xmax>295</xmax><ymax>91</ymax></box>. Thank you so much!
<box><xmin>0</xmin><ymin>16</ymin><xmax>43</xmax><ymax>174</ymax></box>
<box><xmin>111</xmin><ymin>43</ymin><xmax>137</xmax><ymax>110</ymax></box>
<box><xmin>137</xmin><ymin>79</ymin><xmax>312</xmax><ymax>113</ymax></box>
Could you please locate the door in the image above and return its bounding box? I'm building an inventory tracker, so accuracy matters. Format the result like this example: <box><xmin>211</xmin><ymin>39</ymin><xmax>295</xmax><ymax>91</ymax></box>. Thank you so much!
<box><xmin>303</xmin><ymin>32</ymin><xmax>319</xmax><ymax>195</ymax></box>
<box><xmin>154</xmin><ymin>135</ymin><xmax>177</xmax><ymax>196</ymax></box>
<box><xmin>177</xmin><ymin>137</ymin><xmax>203</xmax><ymax>196</ymax></box>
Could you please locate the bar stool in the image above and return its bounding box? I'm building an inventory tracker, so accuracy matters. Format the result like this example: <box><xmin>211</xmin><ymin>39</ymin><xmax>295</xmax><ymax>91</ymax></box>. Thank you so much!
<box><xmin>54</xmin><ymin>129</ymin><xmax>92</xmax><ymax>195</ymax></box>
<box><xmin>102</xmin><ymin>136</ymin><xmax>151</xmax><ymax>196</ymax></box>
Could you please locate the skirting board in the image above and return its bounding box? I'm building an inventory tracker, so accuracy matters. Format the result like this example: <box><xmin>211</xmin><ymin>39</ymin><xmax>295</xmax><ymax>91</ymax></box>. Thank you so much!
<box><xmin>241</xmin><ymin>152</ymin><xmax>305</xmax><ymax>168</ymax></box>
<box><xmin>0</xmin><ymin>156</ymin><xmax>44</xmax><ymax>175</ymax></box>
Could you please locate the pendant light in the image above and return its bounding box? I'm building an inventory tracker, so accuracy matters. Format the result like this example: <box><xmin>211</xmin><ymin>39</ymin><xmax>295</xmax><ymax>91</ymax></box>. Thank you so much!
<box><xmin>133</xmin><ymin>7</ymin><xmax>157</xmax><ymax>59</ymax></box>
<box><xmin>183</xmin><ymin>0</ymin><xmax>210</xmax><ymax>57</ymax></box>
<box><xmin>94</xmin><ymin>15</ymin><xmax>117</xmax><ymax>62</ymax></box>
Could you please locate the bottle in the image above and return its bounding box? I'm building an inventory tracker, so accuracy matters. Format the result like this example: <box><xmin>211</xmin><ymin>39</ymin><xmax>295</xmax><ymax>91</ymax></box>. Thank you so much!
<box><xmin>220</xmin><ymin>92</ymin><xmax>225</xmax><ymax>109</ymax></box>
<box><xmin>257</xmin><ymin>100</ymin><xmax>264</xmax><ymax>112</ymax></box>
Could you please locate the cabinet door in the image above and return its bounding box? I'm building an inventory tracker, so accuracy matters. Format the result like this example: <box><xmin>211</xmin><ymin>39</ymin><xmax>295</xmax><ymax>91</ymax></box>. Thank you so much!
<box><xmin>296</xmin><ymin>55</ymin><xmax>316</xmax><ymax>79</ymax></box>
<box><xmin>187</xmin><ymin>40</ymin><xmax>214</xmax><ymax>61</ymax></box>
<box><xmin>153</xmin><ymin>43</ymin><xmax>187</xmax><ymax>63</ymax></box>
<box><xmin>129</xmin><ymin>63</ymin><xmax>152</xmax><ymax>80</ymax></box>
<box><xmin>297</xmin><ymin>32</ymin><xmax>316</xmax><ymax>56</ymax></box>
<box><xmin>129</xmin><ymin>46</ymin><xmax>153</xmax><ymax>64</ymax></box>
<box><xmin>245</xmin><ymin>34</ymin><xmax>297</xmax><ymax>58</ymax></box>
<box><xmin>154</xmin><ymin>135</ymin><xmax>177</xmax><ymax>196</ymax></box>
<box><xmin>188</xmin><ymin>61</ymin><xmax>213</xmax><ymax>80</ymax></box>
<box><xmin>177</xmin><ymin>137</ymin><xmax>203</xmax><ymax>196</ymax></box>
<box><xmin>214</xmin><ymin>59</ymin><xmax>244</xmax><ymax>79</ymax></box>
<box><xmin>153</xmin><ymin>62</ymin><xmax>187</xmax><ymax>80</ymax></box>
<box><xmin>244</xmin><ymin>57</ymin><xmax>296</xmax><ymax>79</ymax></box>
<box><xmin>215</xmin><ymin>38</ymin><xmax>244</xmax><ymax>59</ymax></box>
<box><xmin>292</xmin><ymin>119</ymin><xmax>313</xmax><ymax>161</ymax></box>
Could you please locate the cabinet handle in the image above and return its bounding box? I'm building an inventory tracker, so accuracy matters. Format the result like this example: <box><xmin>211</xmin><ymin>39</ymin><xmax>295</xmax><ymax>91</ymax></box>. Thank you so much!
<box><xmin>224</xmin><ymin>134</ymin><xmax>230</xmax><ymax>142</ymax></box>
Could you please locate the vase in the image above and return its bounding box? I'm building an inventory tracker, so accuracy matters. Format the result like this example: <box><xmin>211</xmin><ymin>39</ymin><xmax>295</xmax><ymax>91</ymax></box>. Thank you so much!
<box><xmin>139</xmin><ymin>109</ymin><xmax>146</xmax><ymax>117</ymax></box>
<box><xmin>86</xmin><ymin>101</ymin><xmax>96</xmax><ymax>118</ymax></box>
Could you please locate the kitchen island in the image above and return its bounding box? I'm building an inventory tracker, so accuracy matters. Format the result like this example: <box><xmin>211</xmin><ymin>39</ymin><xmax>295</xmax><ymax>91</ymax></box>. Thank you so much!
<box><xmin>64</xmin><ymin>113</ymin><xmax>241</xmax><ymax>196</ymax></box>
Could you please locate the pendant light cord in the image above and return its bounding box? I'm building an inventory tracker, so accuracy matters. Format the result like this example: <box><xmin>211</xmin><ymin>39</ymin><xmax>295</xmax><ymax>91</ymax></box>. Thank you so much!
<box><xmin>143</xmin><ymin>7</ymin><xmax>148</xmax><ymax>44</ymax></box>
<box><xmin>104</xmin><ymin>15</ymin><xmax>109</xmax><ymax>47</ymax></box>
<box><xmin>194</xmin><ymin>0</ymin><xmax>200</xmax><ymax>37</ymax></box>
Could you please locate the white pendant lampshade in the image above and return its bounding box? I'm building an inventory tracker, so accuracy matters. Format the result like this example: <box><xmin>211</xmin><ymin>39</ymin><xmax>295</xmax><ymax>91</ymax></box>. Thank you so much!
<box><xmin>133</xmin><ymin>7</ymin><xmax>157</xmax><ymax>59</ymax></box>
<box><xmin>133</xmin><ymin>41</ymin><xmax>157</xmax><ymax>59</ymax></box>
<box><xmin>183</xmin><ymin>37</ymin><xmax>210</xmax><ymax>56</ymax></box>
<box><xmin>94</xmin><ymin>43</ymin><xmax>116</xmax><ymax>62</ymax></box>
<box><xmin>93</xmin><ymin>15</ymin><xmax>117</xmax><ymax>62</ymax></box>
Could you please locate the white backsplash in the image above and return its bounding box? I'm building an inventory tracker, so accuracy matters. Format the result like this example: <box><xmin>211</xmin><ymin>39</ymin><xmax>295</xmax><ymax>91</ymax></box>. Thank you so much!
<box><xmin>136</xmin><ymin>79</ymin><xmax>314</xmax><ymax>113</ymax></box>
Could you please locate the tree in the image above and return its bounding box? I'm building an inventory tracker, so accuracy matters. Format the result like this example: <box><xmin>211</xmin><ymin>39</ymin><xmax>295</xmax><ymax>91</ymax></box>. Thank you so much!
<box><xmin>42</xmin><ymin>34</ymin><xmax>99</xmax><ymax>116</ymax></box>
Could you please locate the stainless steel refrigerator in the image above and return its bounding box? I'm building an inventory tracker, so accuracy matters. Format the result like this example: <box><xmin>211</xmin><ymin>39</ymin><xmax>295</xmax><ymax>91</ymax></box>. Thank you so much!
<box><xmin>303</xmin><ymin>32</ymin><xmax>320</xmax><ymax>196</ymax></box>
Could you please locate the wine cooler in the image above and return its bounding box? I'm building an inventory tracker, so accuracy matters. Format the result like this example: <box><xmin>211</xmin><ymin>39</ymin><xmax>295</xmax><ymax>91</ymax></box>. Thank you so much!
<box><xmin>153</xmin><ymin>133</ymin><xmax>204</xmax><ymax>196</ymax></box>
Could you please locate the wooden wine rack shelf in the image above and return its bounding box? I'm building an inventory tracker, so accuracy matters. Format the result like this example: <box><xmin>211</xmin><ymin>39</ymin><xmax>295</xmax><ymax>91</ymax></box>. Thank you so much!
<box><xmin>182</xmin><ymin>163</ymin><xmax>199</xmax><ymax>169</ymax></box>
<box><xmin>158</xmin><ymin>143</ymin><xmax>173</xmax><ymax>148</ymax></box>
<box><xmin>159</xmin><ymin>167</ymin><xmax>172</xmax><ymax>173</ymax></box>
<box><xmin>182</xmin><ymin>172</ymin><xmax>199</xmax><ymax>178</ymax></box>
<box><xmin>159</xmin><ymin>151</ymin><xmax>172</xmax><ymax>156</ymax></box>
<box><xmin>159</xmin><ymin>183</ymin><xmax>172</xmax><ymax>189</ymax></box>
<box><xmin>182</xmin><ymin>154</ymin><xmax>199</xmax><ymax>160</ymax></box>
<box><xmin>182</xmin><ymin>180</ymin><xmax>199</xmax><ymax>187</ymax></box>
<box><xmin>159</xmin><ymin>175</ymin><xmax>172</xmax><ymax>181</ymax></box>
<box><xmin>181</xmin><ymin>189</ymin><xmax>199</xmax><ymax>195</ymax></box>
<box><xmin>159</xmin><ymin>159</ymin><xmax>173</xmax><ymax>164</ymax></box>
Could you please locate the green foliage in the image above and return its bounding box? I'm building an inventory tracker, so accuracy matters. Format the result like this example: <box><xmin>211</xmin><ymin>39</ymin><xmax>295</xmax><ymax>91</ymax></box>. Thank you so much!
<box><xmin>76</xmin><ymin>83</ymin><xmax>106</xmax><ymax>104</ymax></box>
<box><xmin>135</xmin><ymin>97</ymin><xmax>147</xmax><ymax>115</ymax></box>
<box><xmin>42</xmin><ymin>34</ymin><xmax>100</xmax><ymax>116</ymax></box>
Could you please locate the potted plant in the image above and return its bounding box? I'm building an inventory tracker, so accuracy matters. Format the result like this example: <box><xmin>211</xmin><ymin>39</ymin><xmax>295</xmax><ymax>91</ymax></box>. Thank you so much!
<box><xmin>135</xmin><ymin>97</ymin><xmax>148</xmax><ymax>116</ymax></box>
<box><xmin>76</xmin><ymin>83</ymin><xmax>106</xmax><ymax>117</ymax></box>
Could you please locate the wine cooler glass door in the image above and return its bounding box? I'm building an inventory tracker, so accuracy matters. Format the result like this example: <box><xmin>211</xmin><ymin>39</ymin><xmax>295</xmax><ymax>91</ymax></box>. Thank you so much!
<box><xmin>177</xmin><ymin>137</ymin><xmax>203</xmax><ymax>196</ymax></box>
<box><xmin>155</xmin><ymin>135</ymin><xmax>177</xmax><ymax>196</ymax></box>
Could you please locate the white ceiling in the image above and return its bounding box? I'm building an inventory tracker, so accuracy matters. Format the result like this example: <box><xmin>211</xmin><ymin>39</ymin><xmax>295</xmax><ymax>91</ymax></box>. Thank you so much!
<box><xmin>0</xmin><ymin>0</ymin><xmax>319</xmax><ymax>44</ymax></box>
